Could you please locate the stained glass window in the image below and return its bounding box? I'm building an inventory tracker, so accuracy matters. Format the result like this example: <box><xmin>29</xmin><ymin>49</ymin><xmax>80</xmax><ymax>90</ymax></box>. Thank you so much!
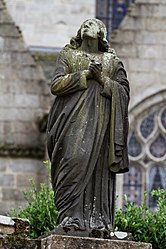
<box><xmin>161</xmin><ymin>109</ymin><xmax>166</xmax><ymax>130</ymax></box>
<box><xmin>140</xmin><ymin>113</ymin><xmax>155</xmax><ymax>139</ymax></box>
<box><xmin>96</xmin><ymin>0</ymin><xmax>135</xmax><ymax>39</ymax></box>
<box><xmin>96</xmin><ymin>0</ymin><xmax>112</xmax><ymax>39</ymax></box>
<box><xmin>123</xmin><ymin>165</ymin><xmax>142</xmax><ymax>206</ymax></box>
<box><xmin>150</xmin><ymin>134</ymin><xmax>166</xmax><ymax>158</ymax></box>
<box><xmin>123</xmin><ymin>104</ymin><xmax>166</xmax><ymax>209</ymax></box>
<box><xmin>128</xmin><ymin>133</ymin><xmax>142</xmax><ymax>157</ymax></box>
<box><xmin>112</xmin><ymin>0</ymin><xmax>127</xmax><ymax>30</ymax></box>
<box><xmin>149</xmin><ymin>165</ymin><xmax>166</xmax><ymax>208</ymax></box>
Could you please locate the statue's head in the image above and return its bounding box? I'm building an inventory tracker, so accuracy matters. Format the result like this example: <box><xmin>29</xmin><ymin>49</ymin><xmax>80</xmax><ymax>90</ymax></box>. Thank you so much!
<box><xmin>69</xmin><ymin>18</ymin><xmax>110</xmax><ymax>52</ymax></box>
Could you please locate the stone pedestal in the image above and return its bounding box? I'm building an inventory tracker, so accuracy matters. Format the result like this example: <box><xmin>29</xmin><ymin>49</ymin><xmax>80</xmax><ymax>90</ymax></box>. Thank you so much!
<box><xmin>0</xmin><ymin>216</ymin><xmax>152</xmax><ymax>249</ymax></box>
<box><xmin>40</xmin><ymin>234</ymin><xmax>152</xmax><ymax>249</ymax></box>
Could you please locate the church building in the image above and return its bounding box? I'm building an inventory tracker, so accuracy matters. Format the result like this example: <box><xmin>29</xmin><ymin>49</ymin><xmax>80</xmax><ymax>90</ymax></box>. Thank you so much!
<box><xmin>0</xmin><ymin>0</ymin><xmax>166</xmax><ymax>213</ymax></box>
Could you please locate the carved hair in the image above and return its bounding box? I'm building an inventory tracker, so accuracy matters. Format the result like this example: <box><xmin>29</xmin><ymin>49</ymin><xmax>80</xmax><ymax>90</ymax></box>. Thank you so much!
<box><xmin>68</xmin><ymin>18</ymin><xmax>111</xmax><ymax>53</ymax></box>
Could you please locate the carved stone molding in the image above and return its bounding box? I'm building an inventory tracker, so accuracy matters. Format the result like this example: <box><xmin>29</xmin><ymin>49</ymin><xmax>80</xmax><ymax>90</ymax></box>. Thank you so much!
<box><xmin>0</xmin><ymin>144</ymin><xmax>45</xmax><ymax>158</ymax></box>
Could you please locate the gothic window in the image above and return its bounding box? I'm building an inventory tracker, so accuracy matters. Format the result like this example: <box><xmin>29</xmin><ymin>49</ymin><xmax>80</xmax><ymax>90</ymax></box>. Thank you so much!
<box><xmin>128</xmin><ymin>132</ymin><xmax>142</xmax><ymax>157</ymax></box>
<box><xmin>112</xmin><ymin>0</ymin><xmax>128</xmax><ymax>30</ymax></box>
<box><xmin>140</xmin><ymin>113</ymin><xmax>155</xmax><ymax>139</ymax></box>
<box><xmin>123</xmin><ymin>165</ymin><xmax>142</xmax><ymax>206</ymax></box>
<box><xmin>150</xmin><ymin>134</ymin><xmax>166</xmax><ymax>158</ymax></box>
<box><xmin>149</xmin><ymin>165</ymin><xmax>166</xmax><ymax>208</ymax></box>
<box><xmin>96</xmin><ymin>0</ymin><xmax>112</xmax><ymax>39</ymax></box>
<box><xmin>123</xmin><ymin>106</ymin><xmax>166</xmax><ymax>208</ymax></box>
<box><xmin>161</xmin><ymin>109</ymin><xmax>166</xmax><ymax>130</ymax></box>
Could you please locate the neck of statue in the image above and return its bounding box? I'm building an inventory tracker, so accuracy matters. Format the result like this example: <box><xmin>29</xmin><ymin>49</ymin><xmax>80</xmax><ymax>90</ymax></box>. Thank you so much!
<box><xmin>80</xmin><ymin>38</ymin><xmax>99</xmax><ymax>54</ymax></box>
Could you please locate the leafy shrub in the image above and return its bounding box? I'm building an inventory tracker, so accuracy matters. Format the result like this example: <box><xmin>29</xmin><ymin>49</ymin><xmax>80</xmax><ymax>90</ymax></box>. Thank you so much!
<box><xmin>115</xmin><ymin>188</ymin><xmax>166</xmax><ymax>249</ymax></box>
<box><xmin>9</xmin><ymin>160</ymin><xmax>166</xmax><ymax>247</ymax></box>
<box><xmin>10</xmin><ymin>161</ymin><xmax>58</xmax><ymax>238</ymax></box>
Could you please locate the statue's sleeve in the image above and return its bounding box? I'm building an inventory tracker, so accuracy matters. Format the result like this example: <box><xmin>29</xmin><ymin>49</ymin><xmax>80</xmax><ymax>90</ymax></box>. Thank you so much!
<box><xmin>101</xmin><ymin>60</ymin><xmax>130</xmax><ymax>173</ymax></box>
<box><xmin>101</xmin><ymin>61</ymin><xmax>130</xmax><ymax>101</ymax></box>
<box><xmin>51</xmin><ymin>51</ymin><xmax>88</xmax><ymax>96</ymax></box>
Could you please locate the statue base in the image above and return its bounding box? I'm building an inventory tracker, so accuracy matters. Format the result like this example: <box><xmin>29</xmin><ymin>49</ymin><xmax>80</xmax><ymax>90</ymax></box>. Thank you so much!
<box><xmin>45</xmin><ymin>227</ymin><xmax>132</xmax><ymax>240</ymax></box>
<box><xmin>40</xmin><ymin>234</ymin><xmax>152</xmax><ymax>249</ymax></box>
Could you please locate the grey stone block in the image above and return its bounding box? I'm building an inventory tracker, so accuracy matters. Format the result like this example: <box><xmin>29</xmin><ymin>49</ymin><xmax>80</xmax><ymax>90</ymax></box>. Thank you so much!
<box><xmin>0</xmin><ymin>37</ymin><xmax>4</xmax><ymax>49</ymax></box>
<box><xmin>129</xmin><ymin>71</ymin><xmax>158</xmax><ymax>87</ymax></box>
<box><xmin>112</xmin><ymin>44</ymin><xmax>137</xmax><ymax>58</ymax></box>
<box><xmin>0</xmin><ymin>215</ymin><xmax>15</xmax><ymax>235</ymax></box>
<box><xmin>0</xmin><ymin>174</ymin><xmax>14</xmax><ymax>186</ymax></box>
<box><xmin>10</xmin><ymin>52</ymin><xmax>36</xmax><ymax>66</ymax></box>
<box><xmin>3</xmin><ymin>37</ymin><xmax>26</xmax><ymax>51</ymax></box>
<box><xmin>0</xmin><ymin>107</ymin><xmax>36</xmax><ymax>121</ymax></box>
<box><xmin>16</xmin><ymin>174</ymin><xmax>38</xmax><ymax>188</ymax></box>
<box><xmin>136</xmin><ymin>31</ymin><xmax>166</xmax><ymax>45</ymax></box>
<box><xmin>0</xmin><ymin>24</ymin><xmax>21</xmax><ymax>37</ymax></box>
<box><xmin>120</xmin><ymin>16</ymin><xmax>145</xmax><ymax>31</ymax></box>
<box><xmin>0</xmin><ymin>215</ymin><xmax>14</xmax><ymax>226</ymax></box>
<box><xmin>137</xmin><ymin>45</ymin><xmax>163</xmax><ymax>59</ymax></box>
<box><xmin>0</xmin><ymin>52</ymin><xmax>12</xmax><ymax>65</ymax></box>
<box><xmin>137</xmin><ymin>0</ymin><xmax>166</xmax><ymax>7</ymax></box>
<box><xmin>145</xmin><ymin>17</ymin><xmax>166</xmax><ymax>31</ymax></box>
<box><xmin>0</xmin><ymin>9</ymin><xmax>13</xmax><ymax>23</ymax></box>
<box><xmin>18</xmin><ymin>65</ymin><xmax>45</xmax><ymax>81</ymax></box>
<box><xmin>10</xmin><ymin>158</ymin><xmax>40</xmax><ymax>173</ymax></box>
<box><xmin>0</xmin><ymin>93</ymin><xmax>14</xmax><ymax>107</ymax></box>
<box><xmin>40</xmin><ymin>235</ymin><xmax>152</xmax><ymax>249</ymax></box>
<box><xmin>0</xmin><ymin>1</ymin><xmax>5</xmax><ymax>9</ymax></box>
<box><xmin>0</xmin><ymin>164</ymin><xmax>6</xmax><ymax>172</ymax></box>
<box><xmin>14</xmin><ymin>94</ymin><xmax>39</xmax><ymax>108</ymax></box>
<box><xmin>111</xmin><ymin>31</ymin><xmax>135</xmax><ymax>44</ymax></box>
<box><xmin>128</xmin><ymin>58</ymin><xmax>154</xmax><ymax>72</ymax></box>
<box><xmin>19</xmin><ymin>79</ymin><xmax>47</xmax><ymax>94</ymax></box>
<box><xmin>2</xmin><ymin>188</ymin><xmax>24</xmax><ymax>201</ymax></box>
<box><xmin>0</xmin><ymin>201</ymin><xmax>26</xmax><ymax>214</ymax></box>
<box><xmin>129</xmin><ymin>4</ymin><xmax>166</xmax><ymax>18</ymax></box>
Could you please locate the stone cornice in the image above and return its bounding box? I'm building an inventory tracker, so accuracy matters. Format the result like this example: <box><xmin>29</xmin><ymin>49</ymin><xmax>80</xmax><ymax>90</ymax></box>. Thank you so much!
<box><xmin>0</xmin><ymin>144</ymin><xmax>45</xmax><ymax>158</ymax></box>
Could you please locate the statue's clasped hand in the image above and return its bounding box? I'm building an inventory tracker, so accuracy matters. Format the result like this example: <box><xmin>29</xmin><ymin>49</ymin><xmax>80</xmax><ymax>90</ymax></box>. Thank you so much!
<box><xmin>85</xmin><ymin>60</ymin><xmax>103</xmax><ymax>86</ymax></box>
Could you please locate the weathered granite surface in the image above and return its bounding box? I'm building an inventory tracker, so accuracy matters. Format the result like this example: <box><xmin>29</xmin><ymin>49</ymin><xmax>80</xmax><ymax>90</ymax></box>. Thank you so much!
<box><xmin>0</xmin><ymin>215</ymin><xmax>38</xmax><ymax>249</ymax></box>
<box><xmin>0</xmin><ymin>215</ymin><xmax>29</xmax><ymax>236</ymax></box>
<box><xmin>40</xmin><ymin>234</ymin><xmax>152</xmax><ymax>249</ymax></box>
<box><xmin>0</xmin><ymin>215</ymin><xmax>15</xmax><ymax>235</ymax></box>
<box><xmin>0</xmin><ymin>217</ymin><xmax>152</xmax><ymax>249</ymax></box>
<box><xmin>0</xmin><ymin>234</ymin><xmax>152</xmax><ymax>249</ymax></box>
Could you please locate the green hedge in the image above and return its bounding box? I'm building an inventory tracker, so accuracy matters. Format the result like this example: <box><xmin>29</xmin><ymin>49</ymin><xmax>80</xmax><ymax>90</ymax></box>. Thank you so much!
<box><xmin>10</xmin><ymin>161</ymin><xmax>58</xmax><ymax>238</ymax></box>
<box><xmin>115</xmin><ymin>189</ymin><xmax>166</xmax><ymax>249</ymax></box>
<box><xmin>10</xmin><ymin>163</ymin><xmax>166</xmax><ymax>248</ymax></box>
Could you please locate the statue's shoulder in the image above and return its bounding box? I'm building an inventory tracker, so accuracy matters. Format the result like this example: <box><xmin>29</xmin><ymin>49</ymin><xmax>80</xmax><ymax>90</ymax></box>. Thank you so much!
<box><xmin>104</xmin><ymin>48</ymin><xmax>120</xmax><ymax>65</ymax></box>
<box><xmin>59</xmin><ymin>46</ymin><xmax>78</xmax><ymax>59</ymax></box>
<box><xmin>106</xmin><ymin>48</ymin><xmax>120</xmax><ymax>60</ymax></box>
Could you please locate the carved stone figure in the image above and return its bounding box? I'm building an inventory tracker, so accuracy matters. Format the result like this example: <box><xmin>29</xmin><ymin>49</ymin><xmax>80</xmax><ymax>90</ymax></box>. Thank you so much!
<box><xmin>47</xmin><ymin>18</ymin><xmax>130</xmax><ymax>238</ymax></box>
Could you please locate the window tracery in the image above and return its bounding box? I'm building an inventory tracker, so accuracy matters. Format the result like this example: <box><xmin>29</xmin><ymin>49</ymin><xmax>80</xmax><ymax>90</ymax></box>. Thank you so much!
<box><xmin>123</xmin><ymin>165</ymin><xmax>142</xmax><ymax>206</ymax></box>
<box><xmin>161</xmin><ymin>109</ymin><xmax>166</xmax><ymax>130</ymax></box>
<box><xmin>149</xmin><ymin>165</ymin><xmax>166</xmax><ymax>208</ymax></box>
<box><xmin>123</xmin><ymin>105</ymin><xmax>166</xmax><ymax>207</ymax></box>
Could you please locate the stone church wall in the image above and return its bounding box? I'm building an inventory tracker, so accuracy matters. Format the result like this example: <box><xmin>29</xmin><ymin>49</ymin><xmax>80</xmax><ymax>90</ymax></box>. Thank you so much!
<box><xmin>0</xmin><ymin>0</ymin><xmax>50</xmax><ymax>213</ymax></box>
<box><xmin>111</xmin><ymin>0</ymin><xmax>166</xmax><ymax>206</ymax></box>
<box><xmin>111</xmin><ymin>0</ymin><xmax>166</xmax><ymax>111</ymax></box>
<box><xmin>1</xmin><ymin>0</ymin><xmax>166</xmax><ymax>213</ymax></box>
<box><xmin>5</xmin><ymin>0</ymin><xmax>95</xmax><ymax>48</ymax></box>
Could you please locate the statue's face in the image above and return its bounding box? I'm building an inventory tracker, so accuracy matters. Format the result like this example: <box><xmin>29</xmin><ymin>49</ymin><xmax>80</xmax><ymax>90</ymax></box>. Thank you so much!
<box><xmin>80</xmin><ymin>19</ymin><xmax>100</xmax><ymax>40</ymax></box>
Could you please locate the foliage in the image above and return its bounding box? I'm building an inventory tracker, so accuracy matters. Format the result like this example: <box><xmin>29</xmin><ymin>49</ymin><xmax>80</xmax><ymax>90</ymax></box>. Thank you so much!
<box><xmin>9</xmin><ymin>160</ymin><xmax>166</xmax><ymax>247</ymax></box>
<box><xmin>10</xmin><ymin>161</ymin><xmax>58</xmax><ymax>238</ymax></box>
<box><xmin>115</xmin><ymin>188</ymin><xmax>166</xmax><ymax>249</ymax></box>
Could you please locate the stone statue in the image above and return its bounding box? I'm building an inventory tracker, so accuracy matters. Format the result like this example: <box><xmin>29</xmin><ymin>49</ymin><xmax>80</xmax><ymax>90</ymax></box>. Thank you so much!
<box><xmin>47</xmin><ymin>18</ymin><xmax>130</xmax><ymax>238</ymax></box>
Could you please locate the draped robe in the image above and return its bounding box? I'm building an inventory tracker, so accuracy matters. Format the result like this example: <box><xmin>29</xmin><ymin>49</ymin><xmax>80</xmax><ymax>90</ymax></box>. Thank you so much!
<box><xmin>47</xmin><ymin>47</ymin><xmax>130</xmax><ymax>234</ymax></box>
